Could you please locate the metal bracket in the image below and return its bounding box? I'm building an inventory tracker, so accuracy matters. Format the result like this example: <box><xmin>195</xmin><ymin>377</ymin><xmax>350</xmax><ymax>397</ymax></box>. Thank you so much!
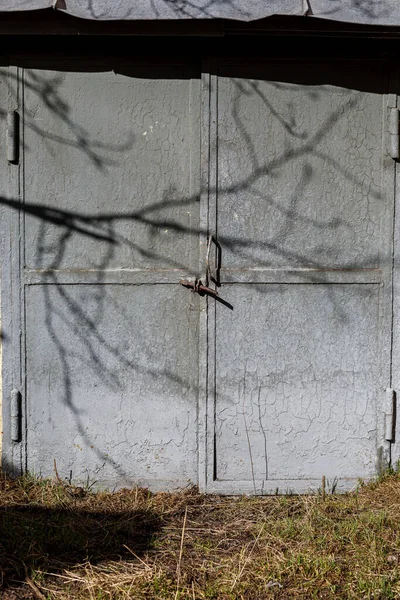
<box><xmin>7</xmin><ymin>110</ymin><xmax>19</xmax><ymax>164</ymax></box>
<box><xmin>10</xmin><ymin>388</ymin><xmax>21</xmax><ymax>442</ymax></box>
<box><xmin>389</xmin><ymin>108</ymin><xmax>399</xmax><ymax>160</ymax></box>
<box><xmin>385</xmin><ymin>388</ymin><xmax>397</xmax><ymax>442</ymax></box>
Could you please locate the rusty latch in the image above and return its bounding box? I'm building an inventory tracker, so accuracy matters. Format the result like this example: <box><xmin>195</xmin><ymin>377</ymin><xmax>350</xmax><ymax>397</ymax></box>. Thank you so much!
<box><xmin>179</xmin><ymin>279</ymin><xmax>219</xmax><ymax>297</ymax></box>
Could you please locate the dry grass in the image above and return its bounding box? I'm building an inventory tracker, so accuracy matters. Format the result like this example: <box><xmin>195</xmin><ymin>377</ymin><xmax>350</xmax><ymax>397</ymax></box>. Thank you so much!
<box><xmin>1</xmin><ymin>471</ymin><xmax>400</xmax><ymax>599</ymax></box>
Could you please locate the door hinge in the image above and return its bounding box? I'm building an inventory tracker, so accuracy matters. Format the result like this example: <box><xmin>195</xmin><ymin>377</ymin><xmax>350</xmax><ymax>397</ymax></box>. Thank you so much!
<box><xmin>10</xmin><ymin>388</ymin><xmax>21</xmax><ymax>443</ymax></box>
<box><xmin>389</xmin><ymin>108</ymin><xmax>399</xmax><ymax>160</ymax></box>
<box><xmin>385</xmin><ymin>388</ymin><xmax>397</xmax><ymax>442</ymax></box>
<box><xmin>7</xmin><ymin>110</ymin><xmax>19</xmax><ymax>164</ymax></box>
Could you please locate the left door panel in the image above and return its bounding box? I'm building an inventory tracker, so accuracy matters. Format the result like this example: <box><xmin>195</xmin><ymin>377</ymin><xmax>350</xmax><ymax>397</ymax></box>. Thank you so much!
<box><xmin>3</xmin><ymin>64</ymin><xmax>201</xmax><ymax>489</ymax></box>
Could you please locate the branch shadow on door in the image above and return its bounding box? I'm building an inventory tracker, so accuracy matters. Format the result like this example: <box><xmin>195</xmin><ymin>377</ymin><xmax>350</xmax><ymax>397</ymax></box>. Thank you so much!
<box><xmin>0</xmin><ymin>61</ymin><xmax>393</xmax><ymax>488</ymax></box>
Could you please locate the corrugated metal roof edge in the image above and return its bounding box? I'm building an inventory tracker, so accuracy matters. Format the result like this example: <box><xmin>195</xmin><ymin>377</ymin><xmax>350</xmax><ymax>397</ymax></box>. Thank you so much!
<box><xmin>2</xmin><ymin>9</ymin><xmax>400</xmax><ymax>36</ymax></box>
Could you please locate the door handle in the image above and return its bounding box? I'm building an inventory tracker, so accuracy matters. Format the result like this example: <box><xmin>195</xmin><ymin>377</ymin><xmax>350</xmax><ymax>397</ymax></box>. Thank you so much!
<box><xmin>205</xmin><ymin>235</ymin><xmax>221</xmax><ymax>287</ymax></box>
<box><xmin>180</xmin><ymin>235</ymin><xmax>222</xmax><ymax>299</ymax></box>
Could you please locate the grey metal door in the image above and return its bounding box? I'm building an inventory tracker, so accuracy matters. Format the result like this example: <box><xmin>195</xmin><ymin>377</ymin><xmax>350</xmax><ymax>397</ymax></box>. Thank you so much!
<box><xmin>200</xmin><ymin>62</ymin><xmax>396</xmax><ymax>494</ymax></box>
<box><xmin>1</xmin><ymin>62</ymin><xmax>201</xmax><ymax>489</ymax></box>
<box><xmin>1</xmin><ymin>60</ymin><xmax>397</xmax><ymax>494</ymax></box>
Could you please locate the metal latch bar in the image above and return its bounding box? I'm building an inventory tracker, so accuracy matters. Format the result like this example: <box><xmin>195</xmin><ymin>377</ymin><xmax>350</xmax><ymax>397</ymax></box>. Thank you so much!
<box><xmin>179</xmin><ymin>278</ymin><xmax>219</xmax><ymax>297</ymax></box>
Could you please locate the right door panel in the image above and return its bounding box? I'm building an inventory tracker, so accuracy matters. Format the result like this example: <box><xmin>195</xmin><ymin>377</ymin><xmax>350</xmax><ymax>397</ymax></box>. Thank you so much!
<box><xmin>204</xmin><ymin>62</ymin><xmax>395</xmax><ymax>494</ymax></box>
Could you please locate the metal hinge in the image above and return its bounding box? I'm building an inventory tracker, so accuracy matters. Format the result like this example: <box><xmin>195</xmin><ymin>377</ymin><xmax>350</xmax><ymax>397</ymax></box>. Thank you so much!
<box><xmin>389</xmin><ymin>108</ymin><xmax>399</xmax><ymax>160</ymax></box>
<box><xmin>7</xmin><ymin>110</ymin><xmax>19</xmax><ymax>164</ymax></box>
<box><xmin>10</xmin><ymin>388</ymin><xmax>21</xmax><ymax>442</ymax></box>
<box><xmin>385</xmin><ymin>388</ymin><xmax>397</xmax><ymax>442</ymax></box>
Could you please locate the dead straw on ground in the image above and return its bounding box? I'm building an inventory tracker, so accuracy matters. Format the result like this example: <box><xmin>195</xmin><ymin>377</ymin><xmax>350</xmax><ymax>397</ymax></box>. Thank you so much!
<box><xmin>1</xmin><ymin>470</ymin><xmax>400</xmax><ymax>598</ymax></box>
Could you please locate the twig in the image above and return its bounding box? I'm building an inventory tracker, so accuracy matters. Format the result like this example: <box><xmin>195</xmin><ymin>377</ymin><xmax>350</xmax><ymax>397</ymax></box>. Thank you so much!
<box><xmin>175</xmin><ymin>506</ymin><xmax>188</xmax><ymax>600</ymax></box>
<box><xmin>25</xmin><ymin>578</ymin><xmax>47</xmax><ymax>600</ymax></box>
<box><xmin>123</xmin><ymin>544</ymin><xmax>152</xmax><ymax>570</ymax></box>
<box><xmin>242</xmin><ymin>372</ymin><xmax>257</xmax><ymax>495</ymax></box>
<box><xmin>22</xmin><ymin>563</ymin><xmax>47</xmax><ymax>600</ymax></box>
<box><xmin>53</xmin><ymin>458</ymin><xmax>63</xmax><ymax>485</ymax></box>
<box><xmin>322</xmin><ymin>475</ymin><xmax>326</xmax><ymax>501</ymax></box>
<box><xmin>231</xmin><ymin>523</ymin><xmax>265</xmax><ymax>591</ymax></box>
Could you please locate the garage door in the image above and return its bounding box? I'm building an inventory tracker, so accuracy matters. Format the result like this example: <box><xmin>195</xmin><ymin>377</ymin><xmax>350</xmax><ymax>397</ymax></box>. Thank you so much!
<box><xmin>0</xmin><ymin>60</ymin><xmax>396</xmax><ymax>492</ymax></box>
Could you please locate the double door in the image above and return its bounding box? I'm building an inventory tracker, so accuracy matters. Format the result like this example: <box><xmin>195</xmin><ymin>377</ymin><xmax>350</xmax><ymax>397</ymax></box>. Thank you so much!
<box><xmin>0</xmin><ymin>59</ymin><xmax>396</xmax><ymax>492</ymax></box>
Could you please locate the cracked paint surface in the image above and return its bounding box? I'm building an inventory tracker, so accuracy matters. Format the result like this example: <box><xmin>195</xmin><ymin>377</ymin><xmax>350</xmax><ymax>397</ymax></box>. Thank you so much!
<box><xmin>217</xmin><ymin>67</ymin><xmax>384</xmax><ymax>271</ymax></box>
<box><xmin>215</xmin><ymin>284</ymin><xmax>381</xmax><ymax>481</ymax></box>
<box><xmin>26</xmin><ymin>285</ymin><xmax>199</xmax><ymax>487</ymax></box>
<box><xmin>211</xmin><ymin>64</ymin><xmax>392</xmax><ymax>488</ymax></box>
<box><xmin>21</xmin><ymin>67</ymin><xmax>200</xmax><ymax>489</ymax></box>
<box><xmin>1</xmin><ymin>61</ymin><xmax>395</xmax><ymax>492</ymax></box>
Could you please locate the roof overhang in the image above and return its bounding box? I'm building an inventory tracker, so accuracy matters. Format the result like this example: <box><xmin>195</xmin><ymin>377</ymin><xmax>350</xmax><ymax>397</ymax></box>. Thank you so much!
<box><xmin>3</xmin><ymin>1</ymin><xmax>400</xmax><ymax>26</ymax></box>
